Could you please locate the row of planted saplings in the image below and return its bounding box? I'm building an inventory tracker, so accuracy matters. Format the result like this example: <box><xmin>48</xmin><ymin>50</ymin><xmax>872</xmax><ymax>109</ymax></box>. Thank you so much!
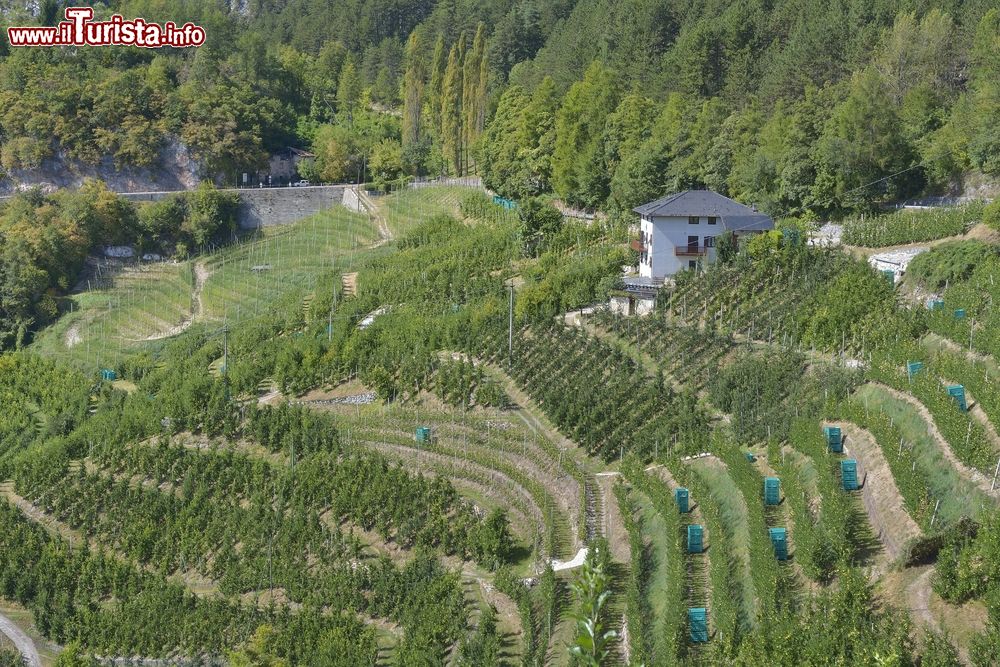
<box><xmin>678</xmin><ymin>425</ymin><xmax>861</xmax><ymax>645</ymax></box>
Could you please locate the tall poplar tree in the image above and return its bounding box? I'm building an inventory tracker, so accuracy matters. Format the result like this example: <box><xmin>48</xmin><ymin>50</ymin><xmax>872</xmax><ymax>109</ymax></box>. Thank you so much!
<box><xmin>402</xmin><ymin>31</ymin><xmax>426</xmax><ymax>148</ymax></box>
<box><xmin>441</xmin><ymin>41</ymin><xmax>464</xmax><ymax>174</ymax></box>
<box><xmin>462</xmin><ymin>24</ymin><xmax>487</xmax><ymax>173</ymax></box>
<box><xmin>425</xmin><ymin>35</ymin><xmax>447</xmax><ymax>138</ymax></box>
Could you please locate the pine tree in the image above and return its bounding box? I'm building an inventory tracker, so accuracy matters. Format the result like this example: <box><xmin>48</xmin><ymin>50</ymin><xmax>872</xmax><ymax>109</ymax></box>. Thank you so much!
<box><xmin>441</xmin><ymin>41</ymin><xmax>464</xmax><ymax>174</ymax></box>
<box><xmin>402</xmin><ymin>31</ymin><xmax>426</xmax><ymax>148</ymax></box>
<box><xmin>337</xmin><ymin>55</ymin><xmax>362</xmax><ymax>125</ymax></box>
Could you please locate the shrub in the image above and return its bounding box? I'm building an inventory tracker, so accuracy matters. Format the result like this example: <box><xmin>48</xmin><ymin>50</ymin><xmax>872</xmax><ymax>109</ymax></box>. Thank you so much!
<box><xmin>906</xmin><ymin>240</ymin><xmax>998</xmax><ymax>289</ymax></box>
<box><xmin>983</xmin><ymin>198</ymin><xmax>1000</xmax><ymax>230</ymax></box>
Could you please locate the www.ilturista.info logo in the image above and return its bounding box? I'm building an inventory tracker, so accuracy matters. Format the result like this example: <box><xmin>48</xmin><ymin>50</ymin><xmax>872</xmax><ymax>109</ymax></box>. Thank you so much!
<box><xmin>7</xmin><ymin>7</ymin><xmax>205</xmax><ymax>48</ymax></box>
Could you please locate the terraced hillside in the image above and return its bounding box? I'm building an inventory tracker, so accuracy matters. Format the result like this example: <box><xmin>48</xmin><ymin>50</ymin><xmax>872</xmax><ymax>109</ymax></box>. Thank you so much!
<box><xmin>3</xmin><ymin>185</ymin><xmax>1000</xmax><ymax>666</ymax></box>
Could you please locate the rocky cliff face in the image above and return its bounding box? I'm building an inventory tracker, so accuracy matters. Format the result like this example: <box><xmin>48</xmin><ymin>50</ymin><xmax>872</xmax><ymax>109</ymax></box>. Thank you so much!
<box><xmin>0</xmin><ymin>136</ymin><xmax>203</xmax><ymax>195</ymax></box>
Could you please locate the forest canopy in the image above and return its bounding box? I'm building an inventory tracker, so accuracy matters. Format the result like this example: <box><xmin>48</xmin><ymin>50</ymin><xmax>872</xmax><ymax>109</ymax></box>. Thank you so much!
<box><xmin>0</xmin><ymin>0</ymin><xmax>995</xmax><ymax>218</ymax></box>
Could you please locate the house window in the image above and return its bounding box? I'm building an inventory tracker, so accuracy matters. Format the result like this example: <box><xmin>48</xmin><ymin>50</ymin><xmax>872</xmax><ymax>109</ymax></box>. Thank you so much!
<box><xmin>688</xmin><ymin>216</ymin><xmax>699</xmax><ymax>225</ymax></box>
<box><xmin>688</xmin><ymin>260</ymin><xmax>698</xmax><ymax>270</ymax></box>
<box><xmin>704</xmin><ymin>236</ymin><xmax>714</xmax><ymax>248</ymax></box>
<box><xmin>708</xmin><ymin>216</ymin><xmax>717</xmax><ymax>225</ymax></box>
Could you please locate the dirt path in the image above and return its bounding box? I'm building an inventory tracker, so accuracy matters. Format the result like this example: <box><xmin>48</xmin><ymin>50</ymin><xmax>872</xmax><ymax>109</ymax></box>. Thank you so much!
<box><xmin>142</xmin><ymin>260</ymin><xmax>211</xmax><ymax>341</ymax></box>
<box><xmin>595</xmin><ymin>472</ymin><xmax>630</xmax><ymax>564</ymax></box>
<box><xmin>906</xmin><ymin>566</ymin><xmax>939</xmax><ymax>634</ymax></box>
<box><xmin>825</xmin><ymin>421</ymin><xmax>923</xmax><ymax>563</ymax></box>
<box><xmin>890</xmin><ymin>565</ymin><xmax>975</xmax><ymax>665</ymax></box>
<box><xmin>0</xmin><ymin>612</ymin><xmax>41</xmax><ymax>667</ymax></box>
<box><xmin>868</xmin><ymin>383</ymin><xmax>1000</xmax><ymax>499</ymax></box>
<box><xmin>360</xmin><ymin>189</ymin><xmax>392</xmax><ymax>247</ymax></box>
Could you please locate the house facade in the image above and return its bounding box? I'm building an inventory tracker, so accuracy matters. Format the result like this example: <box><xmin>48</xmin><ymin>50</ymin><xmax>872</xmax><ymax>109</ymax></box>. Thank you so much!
<box><xmin>633</xmin><ymin>190</ymin><xmax>774</xmax><ymax>279</ymax></box>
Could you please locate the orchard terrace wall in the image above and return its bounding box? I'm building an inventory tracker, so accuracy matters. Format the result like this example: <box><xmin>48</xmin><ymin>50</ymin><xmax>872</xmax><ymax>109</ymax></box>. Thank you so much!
<box><xmin>121</xmin><ymin>184</ymin><xmax>349</xmax><ymax>229</ymax></box>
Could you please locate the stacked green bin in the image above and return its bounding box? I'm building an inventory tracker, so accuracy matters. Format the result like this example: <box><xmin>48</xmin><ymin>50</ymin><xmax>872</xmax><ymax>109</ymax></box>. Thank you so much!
<box><xmin>764</xmin><ymin>477</ymin><xmax>780</xmax><ymax>505</ymax></box>
<box><xmin>841</xmin><ymin>459</ymin><xmax>859</xmax><ymax>491</ymax></box>
<box><xmin>675</xmin><ymin>487</ymin><xmax>690</xmax><ymax>513</ymax></box>
<box><xmin>100</xmin><ymin>369</ymin><xmax>117</xmax><ymax>381</ymax></box>
<box><xmin>769</xmin><ymin>527</ymin><xmax>788</xmax><ymax>560</ymax></box>
<box><xmin>688</xmin><ymin>608</ymin><xmax>708</xmax><ymax>643</ymax></box>
<box><xmin>414</xmin><ymin>426</ymin><xmax>432</xmax><ymax>443</ymax></box>
<box><xmin>824</xmin><ymin>425</ymin><xmax>843</xmax><ymax>453</ymax></box>
<box><xmin>687</xmin><ymin>524</ymin><xmax>704</xmax><ymax>553</ymax></box>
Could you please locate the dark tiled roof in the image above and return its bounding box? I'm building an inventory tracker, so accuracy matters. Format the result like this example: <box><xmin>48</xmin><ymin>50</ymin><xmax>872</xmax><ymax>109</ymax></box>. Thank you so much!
<box><xmin>634</xmin><ymin>190</ymin><xmax>774</xmax><ymax>232</ymax></box>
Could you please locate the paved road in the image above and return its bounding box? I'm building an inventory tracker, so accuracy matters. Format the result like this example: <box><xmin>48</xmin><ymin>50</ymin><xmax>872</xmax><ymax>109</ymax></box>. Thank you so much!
<box><xmin>0</xmin><ymin>612</ymin><xmax>41</xmax><ymax>667</ymax></box>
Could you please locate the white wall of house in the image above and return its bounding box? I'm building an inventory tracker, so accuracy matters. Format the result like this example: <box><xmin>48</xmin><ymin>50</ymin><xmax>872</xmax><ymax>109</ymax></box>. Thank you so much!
<box><xmin>639</xmin><ymin>215</ymin><xmax>721</xmax><ymax>279</ymax></box>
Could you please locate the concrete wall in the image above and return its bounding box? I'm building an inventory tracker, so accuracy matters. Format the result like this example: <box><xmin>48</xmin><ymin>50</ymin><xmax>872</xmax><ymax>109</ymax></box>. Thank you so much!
<box><xmin>121</xmin><ymin>184</ymin><xmax>347</xmax><ymax>229</ymax></box>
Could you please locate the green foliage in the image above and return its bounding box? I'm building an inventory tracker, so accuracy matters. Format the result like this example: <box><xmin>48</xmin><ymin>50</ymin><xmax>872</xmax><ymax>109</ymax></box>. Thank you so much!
<box><xmin>841</xmin><ymin>203</ymin><xmax>984</xmax><ymax>247</ymax></box>
<box><xmin>517</xmin><ymin>198</ymin><xmax>563</xmax><ymax>257</ymax></box>
<box><xmin>456</xmin><ymin>605</ymin><xmax>503</xmax><ymax>666</ymax></box>
<box><xmin>907</xmin><ymin>240</ymin><xmax>998</xmax><ymax>289</ymax></box>
<box><xmin>495</xmin><ymin>322</ymin><xmax>710</xmax><ymax>461</ymax></box>
<box><xmin>708</xmin><ymin>351</ymin><xmax>805</xmax><ymax>443</ymax></box>
<box><xmin>369</xmin><ymin>138</ymin><xmax>405</xmax><ymax>190</ymax></box>
<box><xmin>934</xmin><ymin>513</ymin><xmax>1000</xmax><ymax>604</ymax></box>
<box><xmin>983</xmin><ymin>199</ymin><xmax>1000</xmax><ymax>230</ymax></box>
<box><xmin>0</xmin><ymin>648</ymin><xmax>25</xmax><ymax>667</ymax></box>
<box><xmin>228</xmin><ymin>626</ymin><xmax>290</xmax><ymax>667</ymax></box>
<box><xmin>796</xmin><ymin>261</ymin><xmax>906</xmax><ymax>352</ymax></box>
<box><xmin>567</xmin><ymin>541</ymin><xmax>617</xmax><ymax>666</ymax></box>
<box><xmin>552</xmin><ymin>62</ymin><xmax>620</xmax><ymax>209</ymax></box>
<box><xmin>53</xmin><ymin>643</ymin><xmax>97</xmax><ymax>667</ymax></box>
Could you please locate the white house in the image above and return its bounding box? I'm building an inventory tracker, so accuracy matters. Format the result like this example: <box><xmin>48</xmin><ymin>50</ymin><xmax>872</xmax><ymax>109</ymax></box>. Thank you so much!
<box><xmin>633</xmin><ymin>190</ymin><xmax>774</xmax><ymax>279</ymax></box>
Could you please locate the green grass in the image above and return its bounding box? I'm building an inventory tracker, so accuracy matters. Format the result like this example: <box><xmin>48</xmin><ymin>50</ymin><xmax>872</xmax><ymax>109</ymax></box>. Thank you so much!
<box><xmin>200</xmin><ymin>205</ymin><xmax>377</xmax><ymax>323</ymax></box>
<box><xmin>379</xmin><ymin>185</ymin><xmax>475</xmax><ymax>236</ymax></box>
<box><xmin>855</xmin><ymin>384</ymin><xmax>990</xmax><ymax>524</ymax></box>
<box><xmin>31</xmin><ymin>261</ymin><xmax>193</xmax><ymax>367</ymax></box>
<box><xmin>30</xmin><ymin>204</ymin><xmax>378</xmax><ymax>369</ymax></box>
<box><xmin>690</xmin><ymin>458</ymin><xmax>757</xmax><ymax>625</ymax></box>
<box><xmin>629</xmin><ymin>488</ymin><xmax>675</xmax><ymax>655</ymax></box>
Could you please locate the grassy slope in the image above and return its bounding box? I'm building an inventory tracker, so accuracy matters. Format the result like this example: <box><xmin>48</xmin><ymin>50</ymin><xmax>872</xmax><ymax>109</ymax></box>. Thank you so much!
<box><xmin>854</xmin><ymin>384</ymin><xmax>990</xmax><ymax>525</ymax></box>
<box><xmin>31</xmin><ymin>205</ymin><xmax>376</xmax><ymax>369</ymax></box>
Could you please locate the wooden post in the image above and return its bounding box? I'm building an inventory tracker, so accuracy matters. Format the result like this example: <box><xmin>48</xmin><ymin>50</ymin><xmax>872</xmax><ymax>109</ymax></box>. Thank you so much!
<box><xmin>931</xmin><ymin>499</ymin><xmax>941</xmax><ymax>528</ymax></box>
<box><xmin>992</xmin><ymin>456</ymin><xmax>1000</xmax><ymax>491</ymax></box>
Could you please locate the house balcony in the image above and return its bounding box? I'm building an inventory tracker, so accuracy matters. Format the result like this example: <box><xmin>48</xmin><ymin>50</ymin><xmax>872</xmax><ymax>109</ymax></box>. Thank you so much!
<box><xmin>675</xmin><ymin>246</ymin><xmax>710</xmax><ymax>257</ymax></box>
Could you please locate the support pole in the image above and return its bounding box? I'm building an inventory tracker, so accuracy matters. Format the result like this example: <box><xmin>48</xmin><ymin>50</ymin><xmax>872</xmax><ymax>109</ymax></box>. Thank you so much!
<box><xmin>508</xmin><ymin>282</ymin><xmax>514</xmax><ymax>369</ymax></box>
<box><xmin>992</xmin><ymin>456</ymin><xmax>1000</xmax><ymax>491</ymax></box>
